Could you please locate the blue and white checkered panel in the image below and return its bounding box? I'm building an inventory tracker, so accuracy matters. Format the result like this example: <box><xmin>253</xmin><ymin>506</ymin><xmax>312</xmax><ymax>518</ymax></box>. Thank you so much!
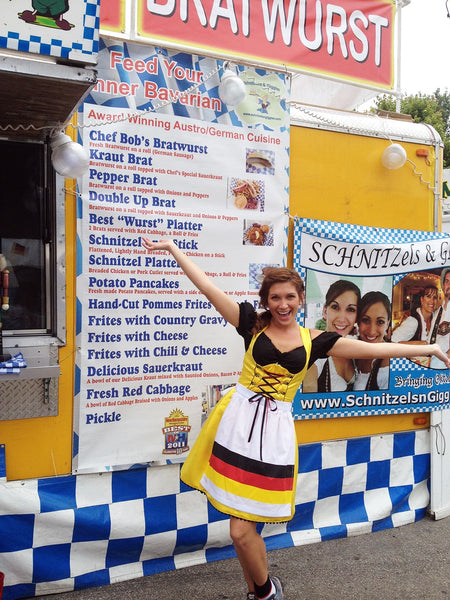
<box><xmin>296</xmin><ymin>218</ymin><xmax>449</xmax><ymax>245</ymax></box>
<box><xmin>82</xmin><ymin>0</ymin><xmax>100</xmax><ymax>55</ymax></box>
<box><xmin>394</xmin><ymin>356</ymin><xmax>425</xmax><ymax>377</ymax></box>
<box><xmin>0</xmin><ymin>431</ymin><xmax>429</xmax><ymax>600</ymax></box>
<box><xmin>0</xmin><ymin>32</ymin><xmax>63</xmax><ymax>56</ymax></box>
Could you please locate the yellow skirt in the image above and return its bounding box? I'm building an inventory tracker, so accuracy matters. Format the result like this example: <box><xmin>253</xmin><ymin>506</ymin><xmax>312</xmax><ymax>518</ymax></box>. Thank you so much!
<box><xmin>181</xmin><ymin>384</ymin><xmax>298</xmax><ymax>523</ymax></box>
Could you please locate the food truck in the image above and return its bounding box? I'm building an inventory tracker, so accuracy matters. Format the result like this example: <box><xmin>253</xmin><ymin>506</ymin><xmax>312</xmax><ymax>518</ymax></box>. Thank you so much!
<box><xmin>1</xmin><ymin>1</ymin><xmax>449</xmax><ymax>598</ymax></box>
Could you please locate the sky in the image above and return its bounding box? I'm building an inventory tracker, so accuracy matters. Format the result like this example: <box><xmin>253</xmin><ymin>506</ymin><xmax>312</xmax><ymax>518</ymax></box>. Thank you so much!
<box><xmin>399</xmin><ymin>1</ymin><xmax>450</xmax><ymax>95</ymax></box>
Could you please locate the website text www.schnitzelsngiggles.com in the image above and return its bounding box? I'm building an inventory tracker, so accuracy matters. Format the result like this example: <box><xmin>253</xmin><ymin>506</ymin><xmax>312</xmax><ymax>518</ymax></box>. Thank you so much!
<box><xmin>299</xmin><ymin>389</ymin><xmax>450</xmax><ymax>412</ymax></box>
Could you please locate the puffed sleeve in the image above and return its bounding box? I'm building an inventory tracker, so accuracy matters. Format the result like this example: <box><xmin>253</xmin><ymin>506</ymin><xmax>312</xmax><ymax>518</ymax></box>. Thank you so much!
<box><xmin>308</xmin><ymin>331</ymin><xmax>342</xmax><ymax>366</ymax></box>
<box><xmin>236</xmin><ymin>301</ymin><xmax>257</xmax><ymax>348</ymax></box>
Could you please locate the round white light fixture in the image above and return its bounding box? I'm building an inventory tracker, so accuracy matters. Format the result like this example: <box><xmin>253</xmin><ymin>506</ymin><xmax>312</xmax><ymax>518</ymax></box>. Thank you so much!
<box><xmin>381</xmin><ymin>143</ymin><xmax>407</xmax><ymax>170</ymax></box>
<box><xmin>50</xmin><ymin>132</ymin><xmax>90</xmax><ymax>178</ymax></box>
<box><xmin>218</xmin><ymin>65</ymin><xmax>246</xmax><ymax>107</ymax></box>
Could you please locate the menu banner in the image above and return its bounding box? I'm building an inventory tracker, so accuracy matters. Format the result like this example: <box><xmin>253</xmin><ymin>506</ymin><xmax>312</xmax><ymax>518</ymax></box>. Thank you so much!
<box><xmin>73</xmin><ymin>40</ymin><xmax>290</xmax><ymax>473</ymax></box>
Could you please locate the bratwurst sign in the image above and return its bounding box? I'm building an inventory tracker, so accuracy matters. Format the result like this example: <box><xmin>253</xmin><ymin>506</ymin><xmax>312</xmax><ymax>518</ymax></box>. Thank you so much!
<box><xmin>136</xmin><ymin>0</ymin><xmax>395</xmax><ymax>88</ymax></box>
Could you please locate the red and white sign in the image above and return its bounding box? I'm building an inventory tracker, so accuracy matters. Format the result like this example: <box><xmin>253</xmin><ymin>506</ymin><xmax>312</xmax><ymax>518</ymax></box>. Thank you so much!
<box><xmin>130</xmin><ymin>0</ymin><xmax>395</xmax><ymax>88</ymax></box>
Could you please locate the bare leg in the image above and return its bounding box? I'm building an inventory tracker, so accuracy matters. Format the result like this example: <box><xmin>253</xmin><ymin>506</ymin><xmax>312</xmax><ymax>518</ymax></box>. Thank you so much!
<box><xmin>230</xmin><ymin>517</ymin><xmax>268</xmax><ymax>594</ymax></box>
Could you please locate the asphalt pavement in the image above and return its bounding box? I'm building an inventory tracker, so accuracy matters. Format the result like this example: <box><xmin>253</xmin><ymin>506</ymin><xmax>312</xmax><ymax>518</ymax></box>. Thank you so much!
<box><xmin>33</xmin><ymin>513</ymin><xmax>450</xmax><ymax>600</ymax></box>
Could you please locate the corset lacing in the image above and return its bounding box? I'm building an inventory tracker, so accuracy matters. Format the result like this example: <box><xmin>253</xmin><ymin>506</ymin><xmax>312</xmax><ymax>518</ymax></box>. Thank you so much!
<box><xmin>247</xmin><ymin>368</ymin><xmax>293</xmax><ymax>460</ymax></box>
<box><xmin>248</xmin><ymin>364</ymin><xmax>295</xmax><ymax>402</ymax></box>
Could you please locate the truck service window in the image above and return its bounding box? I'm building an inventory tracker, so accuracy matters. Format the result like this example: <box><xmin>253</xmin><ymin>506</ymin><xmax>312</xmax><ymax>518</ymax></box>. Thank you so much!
<box><xmin>0</xmin><ymin>139</ymin><xmax>55</xmax><ymax>335</ymax></box>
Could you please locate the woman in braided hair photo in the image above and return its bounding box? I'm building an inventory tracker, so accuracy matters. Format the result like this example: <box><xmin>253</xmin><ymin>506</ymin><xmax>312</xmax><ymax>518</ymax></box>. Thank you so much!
<box><xmin>302</xmin><ymin>279</ymin><xmax>361</xmax><ymax>393</ymax></box>
<box><xmin>354</xmin><ymin>291</ymin><xmax>391</xmax><ymax>391</ymax></box>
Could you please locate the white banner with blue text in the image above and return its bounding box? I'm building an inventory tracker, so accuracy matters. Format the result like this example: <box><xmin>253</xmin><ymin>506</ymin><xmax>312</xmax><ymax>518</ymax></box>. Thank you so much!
<box><xmin>73</xmin><ymin>40</ymin><xmax>290</xmax><ymax>473</ymax></box>
<box><xmin>293</xmin><ymin>219</ymin><xmax>450</xmax><ymax>419</ymax></box>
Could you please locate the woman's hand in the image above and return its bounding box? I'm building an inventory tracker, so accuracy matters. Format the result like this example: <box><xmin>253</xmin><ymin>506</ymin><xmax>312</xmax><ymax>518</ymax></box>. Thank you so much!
<box><xmin>429</xmin><ymin>344</ymin><xmax>450</xmax><ymax>368</ymax></box>
<box><xmin>142</xmin><ymin>237</ymin><xmax>175</xmax><ymax>253</ymax></box>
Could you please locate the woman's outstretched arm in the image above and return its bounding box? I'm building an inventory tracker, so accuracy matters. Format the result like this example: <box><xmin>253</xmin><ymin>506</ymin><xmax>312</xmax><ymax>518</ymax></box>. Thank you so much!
<box><xmin>327</xmin><ymin>335</ymin><xmax>450</xmax><ymax>368</ymax></box>
<box><xmin>142</xmin><ymin>237</ymin><xmax>240</xmax><ymax>327</ymax></box>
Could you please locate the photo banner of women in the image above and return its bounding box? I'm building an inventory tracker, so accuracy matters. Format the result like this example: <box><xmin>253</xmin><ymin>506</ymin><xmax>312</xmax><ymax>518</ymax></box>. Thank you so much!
<box><xmin>293</xmin><ymin>218</ymin><xmax>450</xmax><ymax>419</ymax></box>
<box><xmin>73</xmin><ymin>39</ymin><xmax>290</xmax><ymax>473</ymax></box>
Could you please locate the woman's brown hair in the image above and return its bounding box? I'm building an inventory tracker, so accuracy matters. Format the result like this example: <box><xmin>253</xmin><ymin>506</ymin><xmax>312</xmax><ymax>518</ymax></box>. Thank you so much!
<box><xmin>254</xmin><ymin>267</ymin><xmax>304</xmax><ymax>332</ymax></box>
<box><xmin>325</xmin><ymin>279</ymin><xmax>361</xmax><ymax>308</ymax></box>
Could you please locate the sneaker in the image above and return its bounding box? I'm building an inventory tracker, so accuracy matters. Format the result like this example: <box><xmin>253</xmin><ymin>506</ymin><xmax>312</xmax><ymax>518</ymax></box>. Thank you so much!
<box><xmin>247</xmin><ymin>594</ymin><xmax>256</xmax><ymax>600</ymax></box>
<box><xmin>269</xmin><ymin>576</ymin><xmax>284</xmax><ymax>600</ymax></box>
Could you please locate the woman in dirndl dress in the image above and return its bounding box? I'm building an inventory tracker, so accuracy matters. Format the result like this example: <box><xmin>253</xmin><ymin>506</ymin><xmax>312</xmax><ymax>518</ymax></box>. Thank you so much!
<box><xmin>142</xmin><ymin>237</ymin><xmax>450</xmax><ymax>600</ymax></box>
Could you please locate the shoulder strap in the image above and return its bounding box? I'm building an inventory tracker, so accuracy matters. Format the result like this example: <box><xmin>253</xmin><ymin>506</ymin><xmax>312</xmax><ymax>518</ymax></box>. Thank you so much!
<box><xmin>299</xmin><ymin>325</ymin><xmax>312</xmax><ymax>363</ymax></box>
<box><xmin>317</xmin><ymin>357</ymin><xmax>330</xmax><ymax>392</ymax></box>
<box><xmin>429</xmin><ymin>306</ymin><xmax>443</xmax><ymax>344</ymax></box>
<box><xmin>411</xmin><ymin>313</ymin><xmax>422</xmax><ymax>341</ymax></box>
<box><xmin>366</xmin><ymin>358</ymin><xmax>382</xmax><ymax>391</ymax></box>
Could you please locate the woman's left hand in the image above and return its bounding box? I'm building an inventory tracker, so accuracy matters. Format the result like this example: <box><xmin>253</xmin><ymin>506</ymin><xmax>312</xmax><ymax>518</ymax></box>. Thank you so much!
<box><xmin>431</xmin><ymin>344</ymin><xmax>450</xmax><ymax>368</ymax></box>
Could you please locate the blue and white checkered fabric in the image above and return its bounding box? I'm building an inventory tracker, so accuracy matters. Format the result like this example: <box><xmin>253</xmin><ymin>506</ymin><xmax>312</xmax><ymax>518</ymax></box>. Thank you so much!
<box><xmin>0</xmin><ymin>430</ymin><xmax>430</xmax><ymax>600</ymax></box>
<box><xmin>295</xmin><ymin>218</ymin><xmax>449</xmax><ymax>245</ymax></box>
<box><xmin>0</xmin><ymin>353</ymin><xmax>27</xmax><ymax>374</ymax></box>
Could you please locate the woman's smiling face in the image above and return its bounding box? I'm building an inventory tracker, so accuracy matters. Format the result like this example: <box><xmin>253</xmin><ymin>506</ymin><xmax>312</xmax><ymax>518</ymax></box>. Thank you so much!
<box><xmin>420</xmin><ymin>289</ymin><xmax>438</xmax><ymax>317</ymax></box>
<box><xmin>358</xmin><ymin>301</ymin><xmax>389</xmax><ymax>343</ymax></box>
<box><xmin>266</xmin><ymin>281</ymin><xmax>302</xmax><ymax>326</ymax></box>
<box><xmin>323</xmin><ymin>290</ymin><xmax>358</xmax><ymax>336</ymax></box>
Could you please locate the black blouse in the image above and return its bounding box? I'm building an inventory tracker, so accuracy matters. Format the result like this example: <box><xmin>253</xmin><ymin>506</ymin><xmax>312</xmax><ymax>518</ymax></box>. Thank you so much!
<box><xmin>236</xmin><ymin>302</ymin><xmax>340</xmax><ymax>374</ymax></box>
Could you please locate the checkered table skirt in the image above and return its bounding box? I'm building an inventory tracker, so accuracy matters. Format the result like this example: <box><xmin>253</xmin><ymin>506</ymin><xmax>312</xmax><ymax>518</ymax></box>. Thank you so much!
<box><xmin>0</xmin><ymin>430</ymin><xmax>430</xmax><ymax>599</ymax></box>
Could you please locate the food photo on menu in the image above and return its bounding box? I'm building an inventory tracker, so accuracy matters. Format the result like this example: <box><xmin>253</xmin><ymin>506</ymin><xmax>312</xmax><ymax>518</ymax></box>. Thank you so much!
<box><xmin>248</xmin><ymin>262</ymin><xmax>279</xmax><ymax>290</ymax></box>
<box><xmin>228</xmin><ymin>177</ymin><xmax>265</xmax><ymax>211</ymax></box>
<box><xmin>242</xmin><ymin>219</ymin><xmax>274</xmax><ymax>246</ymax></box>
<box><xmin>245</xmin><ymin>148</ymin><xmax>275</xmax><ymax>175</ymax></box>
